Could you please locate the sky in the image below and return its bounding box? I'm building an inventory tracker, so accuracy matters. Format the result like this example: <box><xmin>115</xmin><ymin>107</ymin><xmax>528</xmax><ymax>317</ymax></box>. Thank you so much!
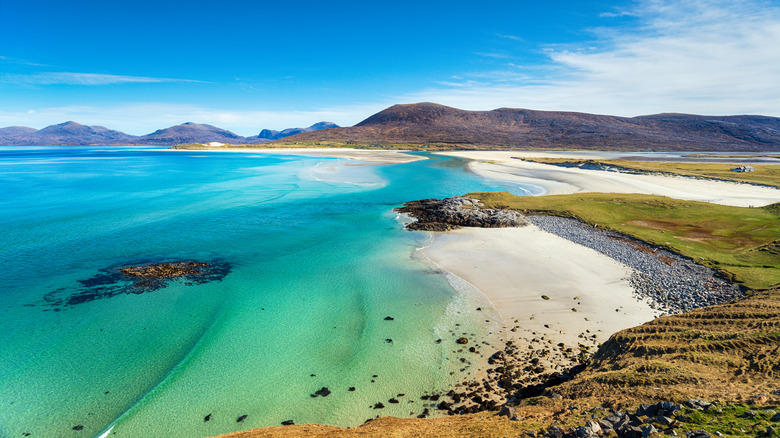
<box><xmin>1</xmin><ymin>0</ymin><xmax>779</xmax><ymax>135</ymax></box>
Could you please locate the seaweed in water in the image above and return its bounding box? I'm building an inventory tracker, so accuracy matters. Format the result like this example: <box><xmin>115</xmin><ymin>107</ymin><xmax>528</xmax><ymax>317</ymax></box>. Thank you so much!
<box><xmin>40</xmin><ymin>260</ymin><xmax>231</xmax><ymax>310</ymax></box>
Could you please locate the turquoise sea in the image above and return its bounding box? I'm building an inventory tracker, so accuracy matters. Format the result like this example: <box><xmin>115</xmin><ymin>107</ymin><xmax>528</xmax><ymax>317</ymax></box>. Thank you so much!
<box><xmin>0</xmin><ymin>147</ymin><xmax>534</xmax><ymax>437</ymax></box>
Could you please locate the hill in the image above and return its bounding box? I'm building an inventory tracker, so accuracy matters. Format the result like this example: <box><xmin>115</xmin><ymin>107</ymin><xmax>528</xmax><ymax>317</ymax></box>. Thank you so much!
<box><xmin>134</xmin><ymin>122</ymin><xmax>264</xmax><ymax>145</ymax></box>
<box><xmin>283</xmin><ymin>103</ymin><xmax>780</xmax><ymax>151</ymax></box>
<box><xmin>10</xmin><ymin>121</ymin><xmax>137</xmax><ymax>145</ymax></box>
<box><xmin>254</xmin><ymin>122</ymin><xmax>339</xmax><ymax>140</ymax></box>
<box><xmin>0</xmin><ymin>121</ymin><xmax>337</xmax><ymax>146</ymax></box>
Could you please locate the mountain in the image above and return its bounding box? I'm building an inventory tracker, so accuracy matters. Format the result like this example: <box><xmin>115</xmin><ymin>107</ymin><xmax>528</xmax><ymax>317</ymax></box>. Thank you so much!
<box><xmin>134</xmin><ymin>122</ymin><xmax>262</xmax><ymax>145</ymax></box>
<box><xmin>284</xmin><ymin>102</ymin><xmax>780</xmax><ymax>151</ymax></box>
<box><xmin>0</xmin><ymin>121</ymin><xmax>338</xmax><ymax>146</ymax></box>
<box><xmin>4</xmin><ymin>121</ymin><xmax>137</xmax><ymax>146</ymax></box>
<box><xmin>254</xmin><ymin>122</ymin><xmax>340</xmax><ymax>140</ymax></box>
<box><xmin>0</xmin><ymin>126</ymin><xmax>38</xmax><ymax>144</ymax></box>
<box><xmin>4</xmin><ymin>106</ymin><xmax>780</xmax><ymax>150</ymax></box>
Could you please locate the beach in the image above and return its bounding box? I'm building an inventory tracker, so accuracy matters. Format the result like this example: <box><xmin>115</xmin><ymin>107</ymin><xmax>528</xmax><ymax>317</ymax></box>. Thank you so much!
<box><xmin>436</xmin><ymin>151</ymin><xmax>780</xmax><ymax>207</ymax></box>
<box><xmin>421</xmin><ymin>151</ymin><xmax>780</xmax><ymax>352</ymax></box>
<box><xmin>423</xmin><ymin>225</ymin><xmax>658</xmax><ymax>348</ymax></box>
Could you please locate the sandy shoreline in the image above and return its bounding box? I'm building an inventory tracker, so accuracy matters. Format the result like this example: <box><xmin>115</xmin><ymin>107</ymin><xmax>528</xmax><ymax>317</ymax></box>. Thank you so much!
<box><xmin>421</xmin><ymin>150</ymin><xmax>779</xmax><ymax>355</ymax></box>
<box><xmin>436</xmin><ymin>150</ymin><xmax>780</xmax><ymax>207</ymax></box>
<box><xmin>172</xmin><ymin>147</ymin><xmax>425</xmax><ymax>165</ymax></box>
<box><xmin>423</xmin><ymin>226</ymin><xmax>659</xmax><ymax>349</ymax></box>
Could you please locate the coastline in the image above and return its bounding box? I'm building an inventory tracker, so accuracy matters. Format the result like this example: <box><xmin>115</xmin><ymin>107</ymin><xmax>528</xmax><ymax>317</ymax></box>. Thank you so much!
<box><xmin>169</xmin><ymin>147</ymin><xmax>426</xmax><ymax>165</ymax></box>
<box><xmin>435</xmin><ymin>151</ymin><xmax>780</xmax><ymax>207</ymax></box>
<box><xmin>422</xmin><ymin>225</ymin><xmax>659</xmax><ymax>350</ymax></box>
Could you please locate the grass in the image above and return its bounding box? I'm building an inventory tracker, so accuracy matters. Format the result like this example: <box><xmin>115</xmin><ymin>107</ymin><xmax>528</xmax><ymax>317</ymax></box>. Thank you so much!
<box><xmin>469</xmin><ymin>192</ymin><xmax>780</xmax><ymax>289</ymax></box>
<box><xmin>519</xmin><ymin>158</ymin><xmax>780</xmax><ymax>188</ymax></box>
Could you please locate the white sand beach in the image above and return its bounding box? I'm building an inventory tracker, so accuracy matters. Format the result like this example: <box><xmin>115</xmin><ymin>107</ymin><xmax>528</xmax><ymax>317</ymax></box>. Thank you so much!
<box><xmin>424</xmin><ymin>226</ymin><xmax>658</xmax><ymax>348</ymax></box>
<box><xmin>436</xmin><ymin>151</ymin><xmax>780</xmax><ymax>207</ymax></box>
<box><xmin>423</xmin><ymin>150</ymin><xmax>780</xmax><ymax>349</ymax></box>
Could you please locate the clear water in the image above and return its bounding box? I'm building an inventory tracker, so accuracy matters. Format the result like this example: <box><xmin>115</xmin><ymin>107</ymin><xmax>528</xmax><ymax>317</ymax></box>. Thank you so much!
<box><xmin>0</xmin><ymin>147</ymin><xmax>531</xmax><ymax>437</ymax></box>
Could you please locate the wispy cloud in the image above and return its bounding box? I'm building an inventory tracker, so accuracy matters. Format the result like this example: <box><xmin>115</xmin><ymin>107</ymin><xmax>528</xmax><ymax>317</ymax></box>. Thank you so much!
<box><xmin>406</xmin><ymin>0</ymin><xmax>780</xmax><ymax>116</ymax></box>
<box><xmin>0</xmin><ymin>72</ymin><xmax>209</xmax><ymax>86</ymax></box>
<box><xmin>497</xmin><ymin>34</ymin><xmax>525</xmax><ymax>42</ymax></box>
<box><xmin>474</xmin><ymin>52</ymin><xmax>513</xmax><ymax>60</ymax></box>
<box><xmin>0</xmin><ymin>56</ymin><xmax>48</xmax><ymax>67</ymax></box>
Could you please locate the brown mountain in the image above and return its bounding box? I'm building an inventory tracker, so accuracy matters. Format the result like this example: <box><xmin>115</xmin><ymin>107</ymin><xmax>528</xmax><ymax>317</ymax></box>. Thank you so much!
<box><xmin>255</xmin><ymin>122</ymin><xmax>340</xmax><ymax>140</ymax></box>
<box><xmin>14</xmin><ymin>121</ymin><xmax>137</xmax><ymax>145</ymax></box>
<box><xmin>134</xmin><ymin>122</ymin><xmax>265</xmax><ymax>145</ymax></box>
<box><xmin>0</xmin><ymin>121</ymin><xmax>337</xmax><ymax>146</ymax></box>
<box><xmin>284</xmin><ymin>102</ymin><xmax>780</xmax><ymax>151</ymax></box>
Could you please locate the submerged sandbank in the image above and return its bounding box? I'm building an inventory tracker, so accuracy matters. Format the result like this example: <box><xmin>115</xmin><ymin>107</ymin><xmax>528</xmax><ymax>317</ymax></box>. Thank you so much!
<box><xmin>173</xmin><ymin>147</ymin><xmax>426</xmax><ymax>165</ymax></box>
<box><xmin>435</xmin><ymin>151</ymin><xmax>780</xmax><ymax>207</ymax></box>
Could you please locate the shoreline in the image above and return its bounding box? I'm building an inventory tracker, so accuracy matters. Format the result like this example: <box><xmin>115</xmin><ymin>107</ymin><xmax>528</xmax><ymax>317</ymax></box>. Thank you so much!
<box><xmin>168</xmin><ymin>147</ymin><xmax>426</xmax><ymax>165</ymax></box>
<box><xmin>422</xmin><ymin>225</ymin><xmax>659</xmax><ymax>350</ymax></box>
<box><xmin>435</xmin><ymin>151</ymin><xmax>780</xmax><ymax>207</ymax></box>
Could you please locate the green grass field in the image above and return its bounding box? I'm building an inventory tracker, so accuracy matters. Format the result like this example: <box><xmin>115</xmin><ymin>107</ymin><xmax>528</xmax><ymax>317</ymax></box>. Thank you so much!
<box><xmin>470</xmin><ymin>192</ymin><xmax>780</xmax><ymax>290</ymax></box>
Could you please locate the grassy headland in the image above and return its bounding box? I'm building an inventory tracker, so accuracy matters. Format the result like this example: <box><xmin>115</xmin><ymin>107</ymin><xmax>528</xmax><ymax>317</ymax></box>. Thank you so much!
<box><xmin>518</xmin><ymin>158</ymin><xmax>780</xmax><ymax>188</ymax></box>
<box><xmin>470</xmin><ymin>192</ymin><xmax>780</xmax><ymax>290</ymax></box>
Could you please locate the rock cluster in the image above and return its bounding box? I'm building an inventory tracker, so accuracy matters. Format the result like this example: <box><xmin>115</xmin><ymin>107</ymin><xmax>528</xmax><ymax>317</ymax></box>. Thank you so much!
<box><xmin>527</xmin><ymin>216</ymin><xmax>744</xmax><ymax>314</ymax></box>
<box><xmin>396</xmin><ymin>197</ymin><xmax>527</xmax><ymax>231</ymax></box>
<box><xmin>537</xmin><ymin>399</ymin><xmax>780</xmax><ymax>438</ymax></box>
<box><xmin>41</xmin><ymin>260</ymin><xmax>231</xmax><ymax>309</ymax></box>
<box><xmin>119</xmin><ymin>261</ymin><xmax>211</xmax><ymax>278</ymax></box>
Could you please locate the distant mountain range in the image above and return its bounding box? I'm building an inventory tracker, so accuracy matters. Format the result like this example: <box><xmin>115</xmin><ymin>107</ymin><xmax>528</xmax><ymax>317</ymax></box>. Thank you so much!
<box><xmin>285</xmin><ymin>103</ymin><xmax>780</xmax><ymax>151</ymax></box>
<box><xmin>4</xmin><ymin>103</ymin><xmax>780</xmax><ymax>150</ymax></box>
<box><xmin>0</xmin><ymin>121</ymin><xmax>340</xmax><ymax>146</ymax></box>
<box><xmin>257</xmin><ymin>122</ymin><xmax>340</xmax><ymax>140</ymax></box>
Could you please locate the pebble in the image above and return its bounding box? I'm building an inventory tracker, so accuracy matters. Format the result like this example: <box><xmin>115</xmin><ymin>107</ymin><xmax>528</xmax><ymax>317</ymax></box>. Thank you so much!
<box><xmin>528</xmin><ymin>216</ymin><xmax>744</xmax><ymax>314</ymax></box>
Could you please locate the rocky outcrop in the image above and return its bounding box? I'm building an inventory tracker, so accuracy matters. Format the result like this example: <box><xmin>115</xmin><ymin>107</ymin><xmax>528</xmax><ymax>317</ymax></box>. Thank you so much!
<box><xmin>396</xmin><ymin>197</ymin><xmax>527</xmax><ymax>231</ymax></box>
<box><xmin>40</xmin><ymin>260</ymin><xmax>231</xmax><ymax>309</ymax></box>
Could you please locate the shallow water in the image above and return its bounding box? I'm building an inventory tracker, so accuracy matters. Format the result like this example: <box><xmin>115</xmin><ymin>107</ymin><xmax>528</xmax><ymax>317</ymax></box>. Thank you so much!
<box><xmin>0</xmin><ymin>147</ymin><xmax>531</xmax><ymax>437</ymax></box>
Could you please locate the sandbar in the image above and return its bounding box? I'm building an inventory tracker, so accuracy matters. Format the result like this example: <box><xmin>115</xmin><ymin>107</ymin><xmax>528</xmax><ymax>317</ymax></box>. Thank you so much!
<box><xmin>174</xmin><ymin>147</ymin><xmax>426</xmax><ymax>165</ymax></box>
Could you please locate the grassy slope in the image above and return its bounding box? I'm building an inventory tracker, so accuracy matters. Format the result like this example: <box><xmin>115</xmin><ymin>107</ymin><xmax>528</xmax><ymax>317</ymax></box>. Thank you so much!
<box><xmin>471</xmin><ymin>192</ymin><xmax>780</xmax><ymax>290</ymax></box>
<box><xmin>520</xmin><ymin>158</ymin><xmax>780</xmax><ymax>188</ymax></box>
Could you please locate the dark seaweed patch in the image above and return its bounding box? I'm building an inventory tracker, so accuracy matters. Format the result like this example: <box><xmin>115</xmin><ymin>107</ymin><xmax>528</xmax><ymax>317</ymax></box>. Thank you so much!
<box><xmin>40</xmin><ymin>260</ymin><xmax>231</xmax><ymax>309</ymax></box>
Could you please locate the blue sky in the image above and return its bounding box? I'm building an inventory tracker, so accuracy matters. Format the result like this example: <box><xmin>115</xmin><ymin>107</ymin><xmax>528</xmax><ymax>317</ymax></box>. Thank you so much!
<box><xmin>1</xmin><ymin>0</ymin><xmax>779</xmax><ymax>135</ymax></box>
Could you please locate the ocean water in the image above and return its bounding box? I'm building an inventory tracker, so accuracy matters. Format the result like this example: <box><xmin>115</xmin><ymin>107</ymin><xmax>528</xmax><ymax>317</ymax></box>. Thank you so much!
<box><xmin>0</xmin><ymin>147</ymin><xmax>531</xmax><ymax>437</ymax></box>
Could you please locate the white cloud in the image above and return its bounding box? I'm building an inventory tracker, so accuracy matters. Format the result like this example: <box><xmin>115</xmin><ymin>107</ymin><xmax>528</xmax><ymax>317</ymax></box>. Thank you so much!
<box><xmin>405</xmin><ymin>0</ymin><xmax>780</xmax><ymax>117</ymax></box>
<box><xmin>0</xmin><ymin>72</ymin><xmax>208</xmax><ymax>86</ymax></box>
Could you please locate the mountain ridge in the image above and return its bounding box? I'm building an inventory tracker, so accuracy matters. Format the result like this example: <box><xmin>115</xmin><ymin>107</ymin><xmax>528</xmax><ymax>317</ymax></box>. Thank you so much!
<box><xmin>4</xmin><ymin>102</ymin><xmax>780</xmax><ymax>150</ymax></box>
<box><xmin>0</xmin><ymin>121</ymin><xmax>340</xmax><ymax>146</ymax></box>
<box><xmin>287</xmin><ymin>102</ymin><xmax>780</xmax><ymax>151</ymax></box>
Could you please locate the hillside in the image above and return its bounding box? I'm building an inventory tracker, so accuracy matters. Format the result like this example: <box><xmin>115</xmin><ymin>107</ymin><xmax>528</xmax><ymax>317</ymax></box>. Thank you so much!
<box><xmin>283</xmin><ymin>103</ymin><xmax>780</xmax><ymax>151</ymax></box>
<box><xmin>256</xmin><ymin>122</ymin><xmax>339</xmax><ymax>140</ymax></box>
<box><xmin>0</xmin><ymin>121</ymin><xmax>337</xmax><ymax>146</ymax></box>
<box><xmin>134</xmin><ymin>122</ymin><xmax>264</xmax><ymax>145</ymax></box>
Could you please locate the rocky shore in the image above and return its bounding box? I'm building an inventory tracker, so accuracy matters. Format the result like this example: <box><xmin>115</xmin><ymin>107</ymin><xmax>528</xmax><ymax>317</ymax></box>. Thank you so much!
<box><xmin>395</xmin><ymin>196</ymin><xmax>527</xmax><ymax>231</ymax></box>
<box><xmin>385</xmin><ymin>197</ymin><xmax>749</xmax><ymax>427</ymax></box>
<box><xmin>527</xmin><ymin>215</ymin><xmax>744</xmax><ymax>314</ymax></box>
